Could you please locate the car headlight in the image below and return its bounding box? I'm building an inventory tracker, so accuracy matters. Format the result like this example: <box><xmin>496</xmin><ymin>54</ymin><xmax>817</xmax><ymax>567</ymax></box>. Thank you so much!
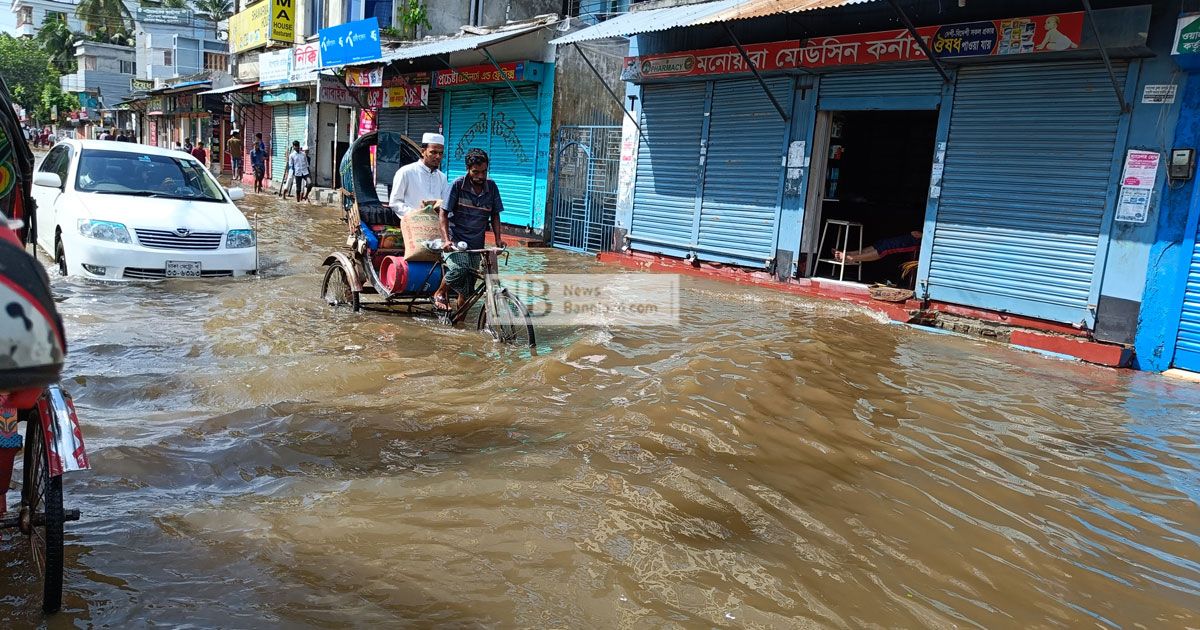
<box><xmin>78</xmin><ymin>219</ymin><xmax>131</xmax><ymax>244</ymax></box>
<box><xmin>226</xmin><ymin>229</ymin><xmax>255</xmax><ymax>249</ymax></box>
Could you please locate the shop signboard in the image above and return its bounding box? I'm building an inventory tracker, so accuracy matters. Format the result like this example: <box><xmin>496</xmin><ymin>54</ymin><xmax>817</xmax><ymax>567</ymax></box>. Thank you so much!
<box><xmin>261</xmin><ymin>88</ymin><xmax>305</xmax><ymax>104</ymax></box>
<box><xmin>291</xmin><ymin>43</ymin><xmax>320</xmax><ymax>83</ymax></box>
<box><xmin>318</xmin><ymin>74</ymin><xmax>360</xmax><ymax>107</ymax></box>
<box><xmin>434</xmin><ymin>62</ymin><xmax>528</xmax><ymax>88</ymax></box>
<box><xmin>259</xmin><ymin>49</ymin><xmax>292</xmax><ymax>87</ymax></box>
<box><xmin>382</xmin><ymin>84</ymin><xmax>429</xmax><ymax>108</ymax></box>
<box><xmin>345</xmin><ymin>66</ymin><xmax>384</xmax><ymax>87</ymax></box>
<box><xmin>364</xmin><ymin>88</ymin><xmax>384</xmax><ymax>109</ymax></box>
<box><xmin>1175</xmin><ymin>13</ymin><xmax>1200</xmax><ymax>55</ymax></box>
<box><xmin>147</xmin><ymin>97</ymin><xmax>164</xmax><ymax>115</ymax></box>
<box><xmin>383</xmin><ymin>72</ymin><xmax>431</xmax><ymax>88</ymax></box>
<box><xmin>130</xmin><ymin>78</ymin><xmax>154</xmax><ymax>91</ymax></box>
<box><xmin>624</xmin><ymin>11</ymin><xmax>1086</xmax><ymax>80</ymax></box>
<box><xmin>229</xmin><ymin>0</ymin><xmax>294</xmax><ymax>54</ymax></box>
<box><xmin>319</xmin><ymin>18</ymin><xmax>382</xmax><ymax>67</ymax></box>
<box><xmin>136</xmin><ymin>7</ymin><xmax>191</xmax><ymax>26</ymax></box>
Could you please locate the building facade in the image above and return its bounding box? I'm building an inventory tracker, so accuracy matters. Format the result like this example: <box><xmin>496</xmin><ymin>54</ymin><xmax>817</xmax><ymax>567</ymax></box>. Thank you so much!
<box><xmin>558</xmin><ymin>0</ymin><xmax>1192</xmax><ymax>370</ymax></box>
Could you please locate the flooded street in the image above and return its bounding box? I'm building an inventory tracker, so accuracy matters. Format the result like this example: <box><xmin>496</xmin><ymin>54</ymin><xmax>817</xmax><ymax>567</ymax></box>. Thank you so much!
<box><xmin>1</xmin><ymin>193</ymin><xmax>1198</xmax><ymax>628</ymax></box>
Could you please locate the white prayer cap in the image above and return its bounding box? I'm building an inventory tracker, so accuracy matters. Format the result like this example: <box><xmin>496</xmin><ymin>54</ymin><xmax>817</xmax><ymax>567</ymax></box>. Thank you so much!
<box><xmin>422</xmin><ymin>132</ymin><xmax>445</xmax><ymax>146</ymax></box>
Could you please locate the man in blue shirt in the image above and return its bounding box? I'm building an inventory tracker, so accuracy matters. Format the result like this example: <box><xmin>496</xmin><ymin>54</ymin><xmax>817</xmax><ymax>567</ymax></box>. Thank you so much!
<box><xmin>434</xmin><ymin>148</ymin><xmax>506</xmax><ymax>314</ymax></box>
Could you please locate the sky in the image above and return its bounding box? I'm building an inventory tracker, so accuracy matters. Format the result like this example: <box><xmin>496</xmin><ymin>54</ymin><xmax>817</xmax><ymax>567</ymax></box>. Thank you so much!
<box><xmin>1</xmin><ymin>10</ymin><xmax>15</xmax><ymax>36</ymax></box>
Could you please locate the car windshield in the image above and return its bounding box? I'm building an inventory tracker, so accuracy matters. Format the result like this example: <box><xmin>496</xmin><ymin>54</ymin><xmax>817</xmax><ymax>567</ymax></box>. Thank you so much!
<box><xmin>74</xmin><ymin>149</ymin><xmax>225</xmax><ymax>202</ymax></box>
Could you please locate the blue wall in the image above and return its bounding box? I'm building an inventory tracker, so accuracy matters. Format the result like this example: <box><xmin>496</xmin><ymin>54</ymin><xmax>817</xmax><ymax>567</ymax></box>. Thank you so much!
<box><xmin>1136</xmin><ymin>65</ymin><xmax>1200</xmax><ymax>370</ymax></box>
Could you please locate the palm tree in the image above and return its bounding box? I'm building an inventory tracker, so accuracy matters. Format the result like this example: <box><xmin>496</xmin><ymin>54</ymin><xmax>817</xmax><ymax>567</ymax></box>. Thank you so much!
<box><xmin>162</xmin><ymin>0</ymin><xmax>189</xmax><ymax>7</ymax></box>
<box><xmin>192</xmin><ymin>0</ymin><xmax>233</xmax><ymax>39</ymax></box>
<box><xmin>35</xmin><ymin>18</ymin><xmax>79</xmax><ymax>74</ymax></box>
<box><xmin>75</xmin><ymin>0</ymin><xmax>132</xmax><ymax>39</ymax></box>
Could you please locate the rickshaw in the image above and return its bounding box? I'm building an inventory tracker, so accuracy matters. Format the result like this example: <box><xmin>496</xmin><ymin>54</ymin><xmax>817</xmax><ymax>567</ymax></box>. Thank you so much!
<box><xmin>319</xmin><ymin>131</ymin><xmax>535</xmax><ymax>348</ymax></box>
<box><xmin>0</xmin><ymin>76</ymin><xmax>90</xmax><ymax>613</ymax></box>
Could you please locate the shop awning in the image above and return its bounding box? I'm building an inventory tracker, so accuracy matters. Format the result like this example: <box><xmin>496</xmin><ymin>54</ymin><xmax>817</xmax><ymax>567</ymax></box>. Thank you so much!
<box><xmin>551</xmin><ymin>0</ymin><xmax>879</xmax><ymax>44</ymax></box>
<box><xmin>346</xmin><ymin>19</ymin><xmax>557</xmax><ymax>68</ymax></box>
<box><xmin>198</xmin><ymin>82</ymin><xmax>259</xmax><ymax>95</ymax></box>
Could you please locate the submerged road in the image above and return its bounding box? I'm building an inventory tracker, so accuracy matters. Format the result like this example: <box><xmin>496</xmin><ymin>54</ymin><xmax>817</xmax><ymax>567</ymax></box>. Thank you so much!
<box><xmin>0</xmin><ymin>193</ymin><xmax>1198</xmax><ymax>627</ymax></box>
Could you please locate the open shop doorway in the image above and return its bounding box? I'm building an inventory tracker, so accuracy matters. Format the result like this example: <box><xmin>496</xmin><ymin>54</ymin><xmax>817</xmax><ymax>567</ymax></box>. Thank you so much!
<box><xmin>803</xmin><ymin>110</ymin><xmax>938</xmax><ymax>288</ymax></box>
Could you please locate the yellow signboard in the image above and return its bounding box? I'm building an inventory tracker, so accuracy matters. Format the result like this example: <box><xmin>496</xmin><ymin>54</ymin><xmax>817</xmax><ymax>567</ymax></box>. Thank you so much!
<box><xmin>271</xmin><ymin>0</ymin><xmax>294</xmax><ymax>44</ymax></box>
<box><xmin>229</xmin><ymin>0</ymin><xmax>295</xmax><ymax>53</ymax></box>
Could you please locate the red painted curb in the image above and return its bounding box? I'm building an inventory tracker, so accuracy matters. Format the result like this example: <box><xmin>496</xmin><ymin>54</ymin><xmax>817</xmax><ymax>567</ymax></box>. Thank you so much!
<box><xmin>1010</xmin><ymin>330</ymin><xmax>1130</xmax><ymax>367</ymax></box>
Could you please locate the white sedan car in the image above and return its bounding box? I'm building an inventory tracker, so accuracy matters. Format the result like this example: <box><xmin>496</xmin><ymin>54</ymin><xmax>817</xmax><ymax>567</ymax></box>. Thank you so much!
<box><xmin>30</xmin><ymin>139</ymin><xmax>257</xmax><ymax>280</ymax></box>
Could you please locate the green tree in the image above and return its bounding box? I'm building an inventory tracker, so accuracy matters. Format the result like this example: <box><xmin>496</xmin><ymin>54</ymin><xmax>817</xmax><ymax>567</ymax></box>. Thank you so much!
<box><xmin>0</xmin><ymin>34</ymin><xmax>74</xmax><ymax>124</ymax></box>
<box><xmin>36</xmin><ymin>18</ymin><xmax>79</xmax><ymax>75</ymax></box>
<box><xmin>162</xmin><ymin>0</ymin><xmax>189</xmax><ymax>7</ymax></box>
<box><xmin>75</xmin><ymin>0</ymin><xmax>132</xmax><ymax>39</ymax></box>
<box><xmin>192</xmin><ymin>0</ymin><xmax>232</xmax><ymax>38</ymax></box>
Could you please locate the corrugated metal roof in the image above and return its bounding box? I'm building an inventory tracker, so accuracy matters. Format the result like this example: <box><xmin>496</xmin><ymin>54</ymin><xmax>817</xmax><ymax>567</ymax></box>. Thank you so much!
<box><xmin>550</xmin><ymin>0</ymin><xmax>878</xmax><ymax>45</ymax></box>
<box><xmin>345</xmin><ymin>20</ymin><xmax>557</xmax><ymax>68</ymax></box>
<box><xmin>197</xmin><ymin>82</ymin><xmax>259</xmax><ymax>95</ymax></box>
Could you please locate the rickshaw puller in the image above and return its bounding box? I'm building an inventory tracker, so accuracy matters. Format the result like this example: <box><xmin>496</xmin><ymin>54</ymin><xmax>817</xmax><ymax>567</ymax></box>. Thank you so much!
<box><xmin>434</xmin><ymin>148</ymin><xmax>505</xmax><ymax>312</ymax></box>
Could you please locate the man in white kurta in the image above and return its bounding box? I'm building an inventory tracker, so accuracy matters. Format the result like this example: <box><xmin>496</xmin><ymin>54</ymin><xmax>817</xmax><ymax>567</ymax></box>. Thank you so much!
<box><xmin>389</xmin><ymin>132</ymin><xmax>450</xmax><ymax>218</ymax></box>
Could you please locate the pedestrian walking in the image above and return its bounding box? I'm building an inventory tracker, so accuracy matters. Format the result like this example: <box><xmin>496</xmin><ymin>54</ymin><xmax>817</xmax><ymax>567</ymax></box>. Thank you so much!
<box><xmin>250</xmin><ymin>133</ymin><xmax>267</xmax><ymax>193</ymax></box>
<box><xmin>191</xmin><ymin>141</ymin><xmax>208</xmax><ymax>166</ymax></box>
<box><xmin>288</xmin><ymin>141</ymin><xmax>311</xmax><ymax>202</ymax></box>
<box><xmin>227</xmin><ymin>130</ymin><xmax>243</xmax><ymax>183</ymax></box>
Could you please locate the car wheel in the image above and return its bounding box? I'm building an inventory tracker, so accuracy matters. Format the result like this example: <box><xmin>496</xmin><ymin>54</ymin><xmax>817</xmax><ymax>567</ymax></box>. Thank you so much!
<box><xmin>54</xmin><ymin>237</ymin><xmax>66</xmax><ymax>277</ymax></box>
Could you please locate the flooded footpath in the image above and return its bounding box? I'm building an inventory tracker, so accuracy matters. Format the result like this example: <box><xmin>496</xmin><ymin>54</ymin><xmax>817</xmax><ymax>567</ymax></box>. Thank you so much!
<box><xmin>1</xmin><ymin>193</ymin><xmax>1198</xmax><ymax>628</ymax></box>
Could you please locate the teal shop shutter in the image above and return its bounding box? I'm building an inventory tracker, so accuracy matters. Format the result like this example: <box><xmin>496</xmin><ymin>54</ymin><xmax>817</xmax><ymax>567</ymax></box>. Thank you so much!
<box><xmin>696</xmin><ymin>76</ymin><xmax>793</xmax><ymax>266</ymax></box>
<box><xmin>926</xmin><ymin>62</ymin><xmax>1127</xmax><ymax>325</ymax></box>
<box><xmin>489</xmin><ymin>84</ymin><xmax>540</xmax><ymax>229</ymax></box>
<box><xmin>289</xmin><ymin>103</ymin><xmax>307</xmax><ymax>149</ymax></box>
<box><xmin>1173</xmin><ymin>238</ymin><xmax>1200</xmax><ymax>370</ymax></box>
<box><xmin>270</xmin><ymin>105</ymin><xmax>290</xmax><ymax>182</ymax></box>
<box><xmin>445</xmin><ymin>88</ymin><xmax>493</xmax><ymax>183</ymax></box>
<box><xmin>629</xmin><ymin>82</ymin><xmax>707</xmax><ymax>253</ymax></box>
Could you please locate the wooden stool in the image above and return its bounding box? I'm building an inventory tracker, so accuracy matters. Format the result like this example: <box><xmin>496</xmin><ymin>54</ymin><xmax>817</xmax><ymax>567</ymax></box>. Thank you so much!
<box><xmin>815</xmin><ymin>219</ymin><xmax>864</xmax><ymax>282</ymax></box>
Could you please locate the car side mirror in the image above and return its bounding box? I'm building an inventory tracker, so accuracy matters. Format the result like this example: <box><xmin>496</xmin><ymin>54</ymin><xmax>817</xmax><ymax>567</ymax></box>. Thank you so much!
<box><xmin>226</xmin><ymin>187</ymin><xmax>246</xmax><ymax>202</ymax></box>
<box><xmin>33</xmin><ymin>172</ymin><xmax>62</xmax><ymax>189</ymax></box>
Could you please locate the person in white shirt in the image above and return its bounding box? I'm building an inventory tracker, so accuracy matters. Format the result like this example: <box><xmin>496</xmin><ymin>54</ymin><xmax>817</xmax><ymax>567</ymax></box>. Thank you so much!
<box><xmin>389</xmin><ymin>132</ymin><xmax>449</xmax><ymax>219</ymax></box>
<box><xmin>287</xmin><ymin>140</ymin><xmax>311</xmax><ymax>202</ymax></box>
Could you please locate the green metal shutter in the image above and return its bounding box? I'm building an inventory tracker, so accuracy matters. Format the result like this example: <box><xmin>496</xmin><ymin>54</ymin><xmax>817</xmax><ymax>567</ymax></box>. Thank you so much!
<box><xmin>1173</xmin><ymin>237</ymin><xmax>1200</xmax><ymax>370</ymax></box>
<box><xmin>630</xmin><ymin>82</ymin><xmax>707</xmax><ymax>254</ymax></box>
<box><xmin>696</xmin><ymin>77</ymin><xmax>793</xmax><ymax>266</ymax></box>
<box><xmin>289</xmin><ymin>103</ymin><xmax>307</xmax><ymax>149</ymax></box>
<box><xmin>925</xmin><ymin>62</ymin><xmax>1127</xmax><ymax>326</ymax></box>
<box><xmin>270</xmin><ymin>105</ymin><xmax>290</xmax><ymax>182</ymax></box>
<box><xmin>488</xmin><ymin>85</ymin><xmax>540</xmax><ymax>229</ymax></box>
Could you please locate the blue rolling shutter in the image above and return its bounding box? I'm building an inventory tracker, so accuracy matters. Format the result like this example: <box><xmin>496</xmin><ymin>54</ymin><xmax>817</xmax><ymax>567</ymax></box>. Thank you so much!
<box><xmin>630</xmin><ymin>82</ymin><xmax>706</xmax><ymax>253</ymax></box>
<box><xmin>925</xmin><ymin>62</ymin><xmax>1127</xmax><ymax>326</ymax></box>
<box><xmin>270</xmin><ymin>106</ymin><xmax>290</xmax><ymax>182</ymax></box>
<box><xmin>1174</xmin><ymin>239</ymin><xmax>1200</xmax><ymax>371</ymax></box>
<box><xmin>696</xmin><ymin>77</ymin><xmax>793</xmax><ymax>266</ymax></box>
<box><xmin>818</xmin><ymin>67</ymin><xmax>944</xmax><ymax>109</ymax></box>
<box><xmin>446</xmin><ymin>88</ymin><xmax>492</xmax><ymax>177</ymax></box>
<box><xmin>489</xmin><ymin>84</ymin><xmax>541</xmax><ymax>229</ymax></box>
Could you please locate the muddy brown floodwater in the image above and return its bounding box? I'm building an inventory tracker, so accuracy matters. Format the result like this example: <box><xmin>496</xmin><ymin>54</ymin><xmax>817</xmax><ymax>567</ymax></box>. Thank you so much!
<box><xmin>0</xmin><ymin>193</ymin><xmax>1198</xmax><ymax>628</ymax></box>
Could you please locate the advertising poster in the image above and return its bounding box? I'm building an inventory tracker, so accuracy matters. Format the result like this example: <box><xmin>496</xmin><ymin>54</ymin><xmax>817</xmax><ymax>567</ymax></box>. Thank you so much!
<box><xmin>1122</xmin><ymin>150</ymin><xmax>1161</xmax><ymax>188</ymax></box>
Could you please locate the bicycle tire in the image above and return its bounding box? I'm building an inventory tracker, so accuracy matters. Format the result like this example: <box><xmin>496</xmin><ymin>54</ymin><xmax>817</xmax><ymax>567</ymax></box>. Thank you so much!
<box><xmin>478</xmin><ymin>288</ymin><xmax>536</xmax><ymax>348</ymax></box>
<box><xmin>321</xmin><ymin>264</ymin><xmax>360</xmax><ymax>312</ymax></box>
<box><xmin>21</xmin><ymin>413</ymin><xmax>64</xmax><ymax>613</ymax></box>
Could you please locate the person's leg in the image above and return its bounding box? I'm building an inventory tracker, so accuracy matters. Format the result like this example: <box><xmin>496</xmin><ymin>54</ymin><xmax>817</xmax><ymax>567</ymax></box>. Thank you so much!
<box><xmin>0</xmin><ymin>407</ymin><xmax>21</xmax><ymax>516</ymax></box>
<box><xmin>834</xmin><ymin>246</ymin><xmax>881</xmax><ymax>263</ymax></box>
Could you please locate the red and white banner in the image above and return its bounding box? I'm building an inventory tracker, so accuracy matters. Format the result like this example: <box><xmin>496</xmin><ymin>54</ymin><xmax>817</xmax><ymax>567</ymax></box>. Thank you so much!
<box><xmin>345</xmin><ymin>66</ymin><xmax>383</xmax><ymax>87</ymax></box>
<box><xmin>623</xmin><ymin>12</ymin><xmax>1085</xmax><ymax>80</ymax></box>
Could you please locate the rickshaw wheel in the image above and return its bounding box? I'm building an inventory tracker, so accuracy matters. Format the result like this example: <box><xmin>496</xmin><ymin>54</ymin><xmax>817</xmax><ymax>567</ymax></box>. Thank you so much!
<box><xmin>478</xmin><ymin>289</ymin><xmax>536</xmax><ymax>348</ymax></box>
<box><xmin>19</xmin><ymin>411</ymin><xmax>65</xmax><ymax>613</ymax></box>
<box><xmin>321</xmin><ymin>264</ymin><xmax>360</xmax><ymax>312</ymax></box>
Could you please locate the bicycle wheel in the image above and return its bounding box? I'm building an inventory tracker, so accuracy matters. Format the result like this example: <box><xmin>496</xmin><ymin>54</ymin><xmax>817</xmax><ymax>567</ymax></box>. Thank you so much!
<box><xmin>477</xmin><ymin>288</ymin><xmax>536</xmax><ymax>348</ymax></box>
<box><xmin>321</xmin><ymin>263</ymin><xmax>360</xmax><ymax>312</ymax></box>
<box><xmin>20</xmin><ymin>411</ymin><xmax>64</xmax><ymax>613</ymax></box>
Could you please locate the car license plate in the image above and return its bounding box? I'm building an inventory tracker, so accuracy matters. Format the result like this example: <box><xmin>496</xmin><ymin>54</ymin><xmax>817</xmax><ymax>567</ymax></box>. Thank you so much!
<box><xmin>165</xmin><ymin>261</ymin><xmax>201</xmax><ymax>277</ymax></box>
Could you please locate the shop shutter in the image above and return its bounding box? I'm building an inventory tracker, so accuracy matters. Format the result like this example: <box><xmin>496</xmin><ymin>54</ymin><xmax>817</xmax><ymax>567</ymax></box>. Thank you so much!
<box><xmin>377</xmin><ymin>92</ymin><xmax>443</xmax><ymax>139</ymax></box>
<box><xmin>1173</xmin><ymin>238</ymin><xmax>1200</xmax><ymax>371</ymax></box>
<box><xmin>925</xmin><ymin>62</ymin><xmax>1127</xmax><ymax>326</ymax></box>
<box><xmin>445</xmin><ymin>88</ymin><xmax>492</xmax><ymax>184</ymax></box>
<box><xmin>270</xmin><ymin>105</ymin><xmax>290</xmax><ymax>182</ymax></box>
<box><xmin>818</xmin><ymin>67</ymin><xmax>944</xmax><ymax>109</ymax></box>
<box><xmin>489</xmin><ymin>85</ymin><xmax>540</xmax><ymax>229</ymax></box>
<box><xmin>696</xmin><ymin>77</ymin><xmax>793</xmax><ymax>266</ymax></box>
<box><xmin>289</xmin><ymin>103</ymin><xmax>308</xmax><ymax>148</ymax></box>
<box><xmin>629</xmin><ymin>82</ymin><xmax>707</xmax><ymax>253</ymax></box>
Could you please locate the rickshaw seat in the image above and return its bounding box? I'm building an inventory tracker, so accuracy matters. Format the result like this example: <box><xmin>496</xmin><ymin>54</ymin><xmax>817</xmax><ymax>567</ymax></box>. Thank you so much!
<box><xmin>358</xmin><ymin>201</ymin><xmax>401</xmax><ymax>227</ymax></box>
